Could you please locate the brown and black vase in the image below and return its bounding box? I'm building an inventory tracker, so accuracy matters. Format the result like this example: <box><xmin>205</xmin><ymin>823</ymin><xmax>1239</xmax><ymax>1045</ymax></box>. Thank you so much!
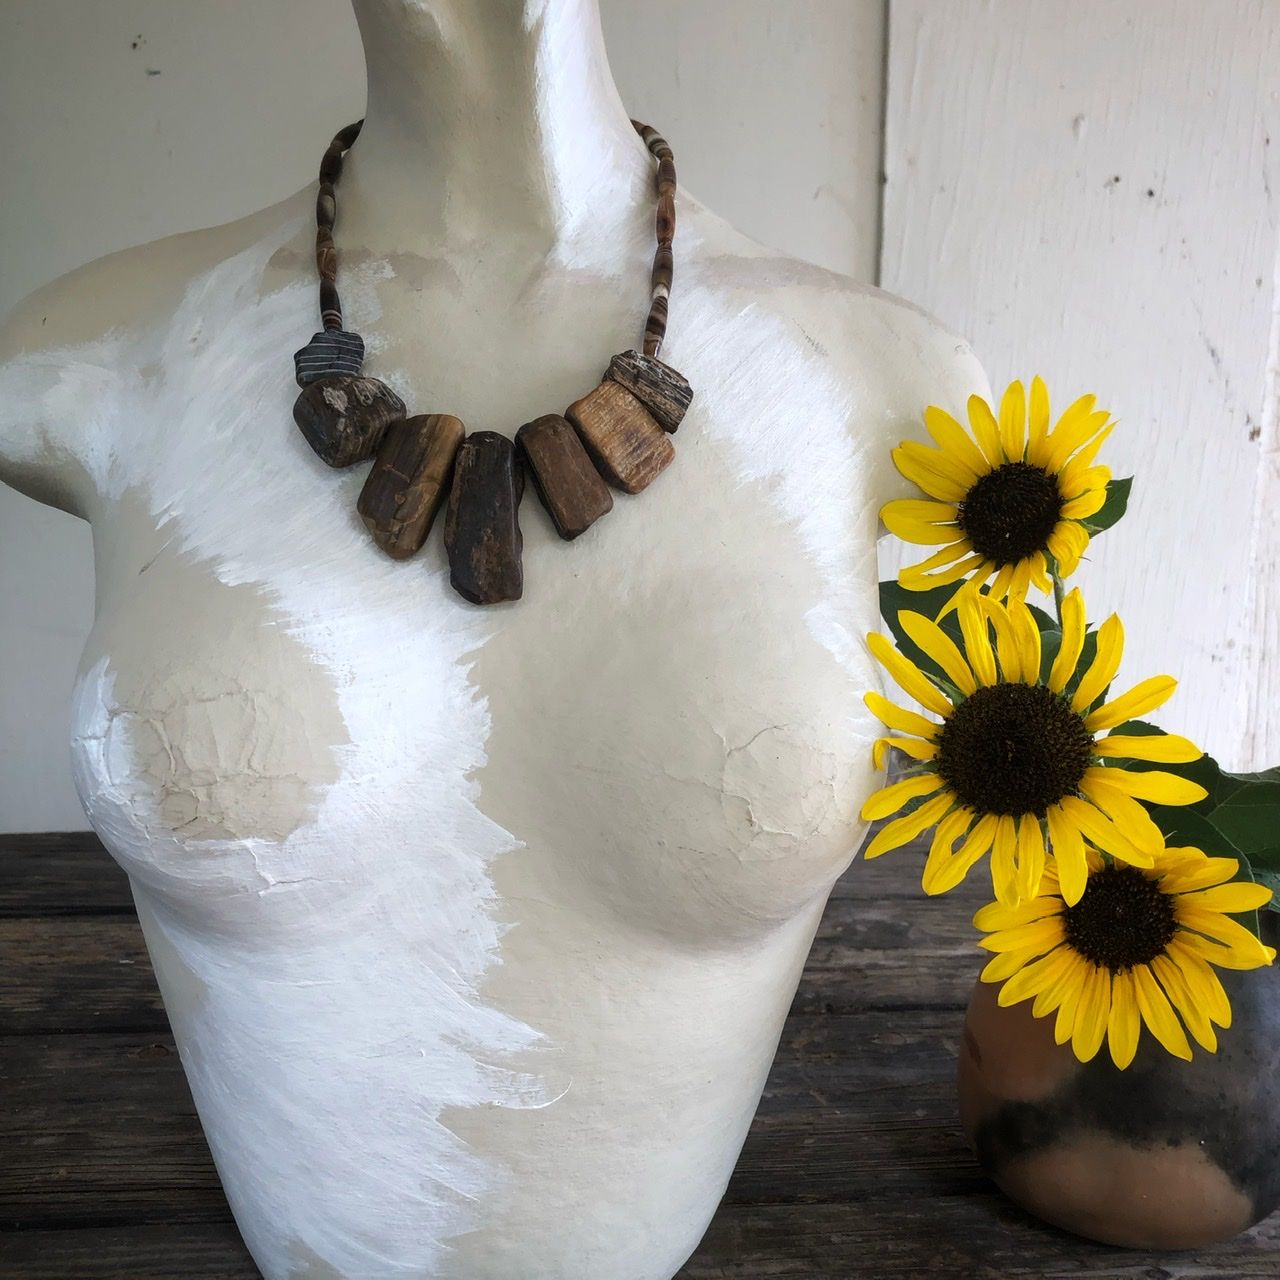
<box><xmin>958</xmin><ymin>920</ymin><xmax>1280</xmax><ymax>1249</ymax></box>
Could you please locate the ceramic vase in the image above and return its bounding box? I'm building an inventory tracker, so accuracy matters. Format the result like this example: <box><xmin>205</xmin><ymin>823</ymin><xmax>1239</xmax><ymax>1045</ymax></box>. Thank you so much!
<box><xmin>957</xmin><ymin>921</ymin><xmax>1280</xmax><ymax>1248</ymax></box>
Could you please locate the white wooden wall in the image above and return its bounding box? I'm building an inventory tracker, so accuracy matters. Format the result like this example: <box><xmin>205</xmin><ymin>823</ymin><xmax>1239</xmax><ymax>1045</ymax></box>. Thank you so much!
<box><xmin>883</xmin><ymin>0</ymin><xmax>1280</xmax><ymax>768</ymax></box>
<box><xmin>2</xmin><ymin>0</ymin><xmax>1278</xmax><ymax>828</ymax></box>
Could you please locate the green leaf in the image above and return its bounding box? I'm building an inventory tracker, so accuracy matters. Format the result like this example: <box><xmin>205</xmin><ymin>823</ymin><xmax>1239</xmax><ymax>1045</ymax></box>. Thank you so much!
<box><xmin>878</xmin><ymin>579</ymin><xmax>965</xmax><ymax>686</ymax></box>
<box><xmin>1082</xmin><ymin>476</ymin><xmax>1133</xmax><ymax>535</ymax></box>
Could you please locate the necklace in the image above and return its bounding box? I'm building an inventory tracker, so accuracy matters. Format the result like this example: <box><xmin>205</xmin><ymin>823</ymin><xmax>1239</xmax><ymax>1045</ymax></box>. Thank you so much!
<box><xmin>290</xmin><ymin>119</ymin><xmax>694</xmax><ymax>606</ymax></box>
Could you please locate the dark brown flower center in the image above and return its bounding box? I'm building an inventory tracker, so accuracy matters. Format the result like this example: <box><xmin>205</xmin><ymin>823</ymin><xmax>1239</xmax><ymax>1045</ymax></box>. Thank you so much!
<box><xmin>958</xmin><ymin>461</ymin><xmax>1064</xmax><ymax>566</ymax></box>
<box><xmin>1064</xmin><ymin>865</ymin><xmax>1178</xmax><ymax>971</ymax></box>
<box><xmin>936</xmin><ymin>683</ymin><xmax>1093</xmax><ymax>816</ymax></box>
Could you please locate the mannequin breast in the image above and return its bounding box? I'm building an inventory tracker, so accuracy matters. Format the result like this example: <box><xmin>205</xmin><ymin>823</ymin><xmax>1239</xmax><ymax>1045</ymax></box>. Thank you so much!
<box><xmin>2</xmin><ymin>195</ymin><xmax>986</xmax><ymax>1278</ymax></box>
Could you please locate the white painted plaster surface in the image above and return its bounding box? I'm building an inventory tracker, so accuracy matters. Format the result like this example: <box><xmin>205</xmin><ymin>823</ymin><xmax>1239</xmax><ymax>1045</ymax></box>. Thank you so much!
<box><xmin>0</xmin><ymin>2</ymin><xmax>983</xmax><ymax>1275</ymax></box>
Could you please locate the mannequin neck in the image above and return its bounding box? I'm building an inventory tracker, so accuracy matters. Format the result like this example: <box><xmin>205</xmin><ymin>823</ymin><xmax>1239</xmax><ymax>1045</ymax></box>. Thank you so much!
<box><xmin>345</xmin><ymin>0</ymin><xmax>646</xmax><ymax>250</ymax></box>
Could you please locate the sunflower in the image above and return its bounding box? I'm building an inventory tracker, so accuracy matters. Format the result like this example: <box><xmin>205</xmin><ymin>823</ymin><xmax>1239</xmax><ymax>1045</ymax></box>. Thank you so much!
<box><xmin>882</xmin><ymin>377</ymin><xmax>1113</xmax><ymax>605</ymax></box>
<box><xmin>861</xmin><ymin>590</ymin><xmax>1207</xmax><ymax>908</ymax></box>
<box><xmin>976</xmin><ymin>847</ymin><xmax>1275</xmax><ymax>1066</ymax></box>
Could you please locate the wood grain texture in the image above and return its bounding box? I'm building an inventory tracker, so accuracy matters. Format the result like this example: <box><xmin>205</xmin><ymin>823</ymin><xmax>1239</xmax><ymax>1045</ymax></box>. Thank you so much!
<box><xmin>565</xmin><ymin>380</ymin><xmax>674</xmax><ymax>494</ymax></box>
<box><xmin>606</xmin><ymin>349</ymin><xmax>693</xmax><ymax>433</ymax></box>
<box><xmin>516</xmin><ymin>413</ymin><xmax>613</xmax><ymax>540</ymax></box>
<box><xmin>443</xmin><ymin>431</ymin><xmax>525</xmax><ymax>604</ymax></box>
<box><xmin>292</xmin><ymin>376</ymin><xmax>405</xmax><ymax>468</ymax></box>
<box><xmin>357</xmin><ymin>413</ymin><xmax>464</xmax><ymax>559</ymax></box>
<box><xmin>881</xmin><ymin>0</ymin><xmax>1280</xmax><ymax>768</ymax></box>
<box><xmin>3</xmin><ymin>832</ymin><xmax>1279</xmax><ymax>1275</ymax></box>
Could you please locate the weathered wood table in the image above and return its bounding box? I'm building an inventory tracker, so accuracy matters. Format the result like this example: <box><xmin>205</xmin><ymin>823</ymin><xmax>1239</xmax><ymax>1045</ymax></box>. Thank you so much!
<box><xmin>2</xmin><ymin>832</ymin><xmax>1278</xmax><ymax>1278</ymax></box>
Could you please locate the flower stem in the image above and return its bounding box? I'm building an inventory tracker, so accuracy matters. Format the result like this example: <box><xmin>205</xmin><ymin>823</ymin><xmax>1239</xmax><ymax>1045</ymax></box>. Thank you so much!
<box><xmin>1052</xmin><ymin>572</ymin><xmax>1066</xmax><ymax>628</ymax></box>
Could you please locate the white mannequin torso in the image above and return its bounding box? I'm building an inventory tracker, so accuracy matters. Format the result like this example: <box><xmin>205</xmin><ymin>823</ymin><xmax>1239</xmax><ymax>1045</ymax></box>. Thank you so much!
<box><xmin>0</xmin><ymin>3</ymin><xmax>986</xmax><ymax>1277</ymax></box>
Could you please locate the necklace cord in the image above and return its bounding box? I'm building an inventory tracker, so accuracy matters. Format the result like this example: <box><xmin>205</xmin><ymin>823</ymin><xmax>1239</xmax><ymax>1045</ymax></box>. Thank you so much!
<box><xmin>311</xmin><ymin>118</ymin><xmax>676</xmax><ymax>358</ymax></box>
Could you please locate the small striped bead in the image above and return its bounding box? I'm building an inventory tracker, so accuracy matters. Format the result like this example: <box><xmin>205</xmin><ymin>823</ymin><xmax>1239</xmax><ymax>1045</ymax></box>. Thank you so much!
<box><xmin>293</xmin><ymin>329</ymin><xmax>366</xmax><ymax>387</ymax></box>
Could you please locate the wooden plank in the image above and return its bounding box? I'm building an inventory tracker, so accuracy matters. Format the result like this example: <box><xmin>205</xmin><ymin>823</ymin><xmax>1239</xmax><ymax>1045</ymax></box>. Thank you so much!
<box><xmin>0</xmin><ymin>1032</ymin><xmax>229</xmax><ymax>1227</ymax></box>
<box><xmin>0</xmin><ymin>917</ymin><xmax>164</xmax><ymax>1035</ymax></box>
<box><xmin>0</xmin><ymin>1224</ymin><xmax>257</xmax><ymax>1279</ymax></box>
<box><xmin>0</xmin><ymin>832</ymin><xmax>132</xmax><ymax>917</ymax></box>
<box><xmin>5</xmin><ymin>1194</ymin><xmax>1280</xmax><ymax>1279</ymax></box>
<box><xmin>881</xmin><ymin>0</ymin><xmax>1280</xmax><ymax>766</ymax></box>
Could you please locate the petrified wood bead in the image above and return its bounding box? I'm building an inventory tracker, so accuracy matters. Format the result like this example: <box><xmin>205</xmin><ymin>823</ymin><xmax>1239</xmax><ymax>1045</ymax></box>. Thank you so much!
<box><xmin>293</xmin><ymin>375</ymin><xmax>405</xmax><ymax>468</ymax></box>
<box><xmin>565</xmin><ymin>381</ymin><xmax>674</xmax><ymax>495</ymax></box>
<box><xmin>293</xmin><ymin>329</ymin><xmax>365</xmax><ymax>386</ymax></box>
<box><xmin>605</xmin><ymin>349</ymin><xmax>693</xmax><ymax>433</ymax></box>
<box><xmin>444</xmin><ymin>432</ymin><xmax>525</xmax><ymax>605</ymax></box>
<box><xmin>357</xmin><ymin>414</ymin><xmax>465</xmax><ymax>559</ymax></box>
<box><xmin>515</xmin><ymin>414</ymin><xmax>613</xmax><ymax>540</ymax></box>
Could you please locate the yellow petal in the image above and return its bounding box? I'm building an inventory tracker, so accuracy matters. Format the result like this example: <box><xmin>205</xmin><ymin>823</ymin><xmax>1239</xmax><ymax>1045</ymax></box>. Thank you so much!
<box><xmin>987</xmin><ymin>562</ymin><xmax>1017</xmax><ymax>603</ymax></box>
<box><xmin>957</xmin><ymin>595</ymin><xmax>997</xmax><ymax>686</ymax></box>
<box><xmin>1048</xmin><ymin>587</ymin><xmax>1086</xmax><ymax>693</ymax></box>
<box><xmin>1060</xmin><ymin>488</ymin><xmax>1107</xmax><ymax>520</ymax></box>
<box><xmin>1028</xmin><ymin>551</ymin><xmax>1053</xmax><ymax>593</ymax></box>
<box><xmin>967</xmin><ymin>394</ymin><xmax>1004</xmax><ymax>465</ymax></box>
<box><xmin>982</xmin><ymin>597</ymin><xmax>1024</xmax><ymax>684</ymax></box>
<box><xmin>1071</xmin><ymin>614</ymin><xmax>1124</xmax><ymax>712</ymax></box>
<box><xmin>974</xmin><ymin>896</ymin><xmax>1064</xmax><ymax>932</ymax></box>
<box><xmin>1017</xmin><ymin>814</ymin><xmax>1046</xmax><ymax>901</ymax></box>
<box><xmin>1183</xmin><ymin>880</ymin><xmax>1274</xmax><ymax>915</ymax></box>
<box><xmin>997</xmin><ymin>945</ymin><xmax>1069</xmax><ymax>1006</ymax></box>
<box><xmin>991</xmin><ymin>814</ymin><xmax>1021</xmax><ymax>908</ymax></box>
<box><xmin>1045</xmin><ymin>402</ymin><xmax>1107</xmax><ymax>474</ymax></box>
<box><xmin>1079</xmin><ymin>773</ymin><xmax>1166</xmax><ymax>853</ymax></box>
<box><xmin>920</xmin><ymin>806</ymin><xmax>977</xmax><ymax>892</ymax></box>
<box><xmin>899</xmin><ymin>611</ymin><xmax>978</xmax><ymax>695</ymax></box>
<box><xmin>998</xmin><ymin>380</ymin><xmax>1027</xmax><ymax>461</ymax></box>
<box><xmin>923</xmin><ymin>813</ymin><xmax>997</xmax><ymax>895</ymax></box>
<box><xmin>1132</xmin><ymin>964</ymin><xmax>1192</xmax><ymax>1060</ymax></box>
<box><xmin>1006</xmin><ymin>557</ymin><xmax>1034</xmax><ymax>603</ymax></box>
<box><xmin>979</xmin><ymin>914</ymin><xmax>1066</xmax><ymax>954</ymax></box>
<box><xmin>923</xmin><ymin>405</ymin><xmax>992</xmax><ymax>479</ymax></box>
<box><xmin>1032</xmin><ymin>946</ymin><xmax>1084</xmax><ymax>1017</ymax></box>
<box><xmin>864</xmin><ymin>690</ymin><xmax>938</xmax><ymax>739</ymax></box>
<box><xmin>892</xmin><ymin>445</ymin><xmax>970</xmax><ymax>502</ymax></box>
<box><xmin>1107</xmin><ymin>969</ymin><xmax>1141</xmax><ymax>1068</ymax></box>
<box><xmin>982</xmin><ymin>944</ymin><xmax>1050</xmax><ymax>984</ymax></box>
<box><xmin>898</xmin><ymin>540</ymin><xmax>976</xmax><ymax>579</ymax></box>
<box><xmin>1057</xmin><ymin>795</ymin><xmax>1156</xmax><ymax>866</ymax></box>
<box><xmin>860</xmin><ymin>772</ymin><xmax>944</xmax><ymax>821</ymax></box>
<box><xmin>1057</xmin><ymin>423</ymin><xmax>1115</xmax><ymax>491</ymax></box>
<box><xmin>1070</xmin><ymin>964</ymin><xmax>1111</xmax><ymax>1062</ymax></box>
<box><xmin>900</xmin><ymin>552</ymin><xmax>988</xmax><ymax>592</ymax></box>
<box><xmin>872</xmin><ymin>736</ymin><xmax>938</xmax><ymax>770</ymax></box>
<box><xmin>867</xmin><ymin>633</ymin><xmax>955</xmax><ymax>718</ymax></box>
<box><xmin>1151</xmin><ymin>954</ymin><xmax>1217</xmax><ymax>1052</ymax></box>
<box><xmin>1165</xmin><ymin>939</ymin><xmax>1234</xmax><ymax>1026</ymax></box>
<box><xmin>898</xmin><ymin>439</ymin><xmax>981</xmax><ymax>488</ymax></box>
<box><xmin>882</xmin><ymin>515</ymin><xmax>965</xmax><ymax>546</ymax></box>
<box><xmin>1008</xmin><ymin>597</ymin><xmax>1042</xmax><ymax>684</ymax></box>
<box><xmin>1046</xmin><ymin>521</ymin><xmax>1090</xmax><ymax>576</ymax></box>
<box><xmin>1176</xmin><ymin>906</ymin><xmax>1278</xmax><ymax>968</ymax></box>
<box><xmin>1026</xmin><ymin>376</ymin><xmax>1051</xmax><ymax>464</ymax></box>
<box><xmin>1092</xmin><ymin>733</ymin><xmax>1202</xmax><ymax>764</ymax></box>
<box><xmin>1096</xmin><ymin>769</ymin><xmax>1208</xmax><ymax>807</ymax></box>
<box><xmin>1086</xmin><ymin>676</ymin><xmax>1178</xmax><ymax>731</ymax></box>
<box><xmin>1159</xmin><ymin>853</ymin><xmax>1242</xmax><ymax>894</ymax></box>
<box><xmin>863</xmin><ymin>793</ymin><xmax>954</xmax><ymax>860</ymax></box>
<box><xmin>1045</xmin><ymin>805</ymin><xmax>1089</xmax><ymax>906</ymax></box>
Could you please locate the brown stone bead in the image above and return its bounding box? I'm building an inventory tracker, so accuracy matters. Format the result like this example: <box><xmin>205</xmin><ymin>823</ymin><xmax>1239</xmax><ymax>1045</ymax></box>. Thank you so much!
<box><xmin>564</xmin><ymin>381</ymin><xmax>674</xmax><ymax>495</ymax></box>
<box><xmin>515</xmin><ymin>414</ymin><xmax>613</xmax><ymax>540</ymax></box>
<box><xmin>605</xmin><ymin>350</ymin><xmax>693</xmax><ymax>433</ymax></box>
<box><xmin>357</xmin><ymin>414</ymin><xmax>465</xmax><ymax>560</ymax></box>
<box><xmin>444</xmin><ymin>432</ymin><xmax>525</xmax><ymax>605</ymax></box>
<box><xmin>293</xmin><ymin>376</ymin><xmax>406</xmax><ymax>468</ymax></box>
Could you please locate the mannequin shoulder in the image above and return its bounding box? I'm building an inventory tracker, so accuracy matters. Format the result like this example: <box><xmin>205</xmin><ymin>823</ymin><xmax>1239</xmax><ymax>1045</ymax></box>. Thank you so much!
<box><xmin>0</xmin><ymin>195</ymin><xmax>307</xmax><ymax>367</ymax></box>
<box><xmin>690</xmin><ymin>237</ymin><xmax>986</xmax><ymax>416</ymax></box>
